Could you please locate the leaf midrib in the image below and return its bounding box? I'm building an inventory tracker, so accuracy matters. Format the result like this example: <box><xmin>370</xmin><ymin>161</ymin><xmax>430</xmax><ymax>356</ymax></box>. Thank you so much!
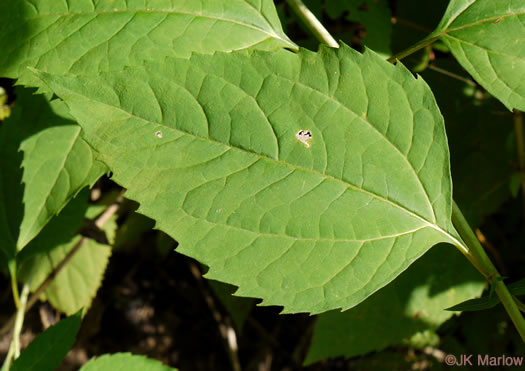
<box><xmin>177</xmin><ymin>60</ymin><xmax>438</xmax><ymax>225</ymax></box>
<box><xmin>26</xmin><ymin>8</ymin><xmax>294</xmax><ymax>47</ymax></box>
<box><xmin>174</xmin><ymin>202</ymin><xmax>430</xmax><ymax>242</ymax></box>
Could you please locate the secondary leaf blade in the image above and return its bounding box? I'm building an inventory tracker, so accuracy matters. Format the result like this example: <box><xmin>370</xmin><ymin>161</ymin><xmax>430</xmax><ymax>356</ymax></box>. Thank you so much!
<box><xmin>31</xmin><ymin>45</ymin><xmax>460</xmax><ymax>314</ymax></box>
<box><xmin>433</xmin><ymin>0</ymin><xmax>525</xmax><ymax>111</ymax></box>
<box><xmin>0</xmin><ymin>0</ymin><xmax>296</xmax><ymax>81</ymax></box>
<box><xmin>19</xmin><ymin>202</ymin><xmax>114</xmax><ymax>315</ymax></box>
<box><xmin>0</xmin><ymin>87</ymin><xmax>105</xmax><ymax>259</ymax></box>
<box><xmin>14</xmin><ymin>88</ymin><xmax>107</xmax><ymax>249</ymax></box>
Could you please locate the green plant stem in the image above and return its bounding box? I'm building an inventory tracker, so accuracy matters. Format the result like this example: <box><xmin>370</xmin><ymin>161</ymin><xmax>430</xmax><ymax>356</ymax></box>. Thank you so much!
<box><xmin>452</xmin><ymin>202</ymin><xmax>525</xmax><ymax>342</ymax></box>
<box><xmin>1</xmin><ymin>284</ymin><xmax>30</xmax><ymax>371</ymax></box>
<box><xmin>387</xmin><ymin>37</ymin><xmax>436</xmax><ymax>63</ymax></box>
<box><xmin>513</xmin><ymin>110</ymin><xmax>525</xmax><ymax>215</ymax></box>
<box><xmin>9</xmin><ymin>261</ymin><xmax>21</xmax><ymax>309</ymax></box>
<box><xmin>286</xmin><ymin>0</ymin><xmax>339</xmax><ymax>48</ymax></box>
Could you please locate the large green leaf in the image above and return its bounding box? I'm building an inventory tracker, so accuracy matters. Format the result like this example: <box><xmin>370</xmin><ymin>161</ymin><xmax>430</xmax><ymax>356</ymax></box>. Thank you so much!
<box><xmin>32</xmin><ymin>45</ymin><xmax>463</xmax><ymax>314</ymax></box>
<box><xmin>0</xmin><ymin>0</ymin><xmax>296</xmax><ymax>82</ymax></box>
<box><xmin>304</xmin><ymin>244</ymin><xmax>484</xmax><ymax>364</ymax></box>
<box><xmin>432</xmin><ymin>0</ymin><xmax>525</xmax><ymax>111</ymax></box>
<box><xmin>10</xmin><ymin>312</ymin><xmax>82</xmax><ymax>371</ymax></box>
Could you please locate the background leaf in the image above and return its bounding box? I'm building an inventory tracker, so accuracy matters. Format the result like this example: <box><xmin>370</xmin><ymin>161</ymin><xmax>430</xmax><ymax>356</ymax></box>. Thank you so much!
<box><xmin>10</xmin><ymin>312</ymin><xmax>82</xmax><ymax>371</ymax></box>
<box><xmin>15</xmin><ymin>88</ymin><xmax>107</xmax><ymax>249</ymax></box>
<box><xmin>19</xmin><ymin>202</ymin><xmax>114</xmax><ymax>315</ymax></box>
<box><xmin>304</xmin><ymin>244</ymin><xmax>484</xmax><ymax>364</ymax></box>
<box><xmin>0</xmin><ymin>0</ymin><xmax>296</xmax><ymax>84</ymax></box>
<box><xmin>433</xmin><ymin>0</ymin><xmax>525</xmax><ymax>111</ymax></box>
<box><xmin>79</xmin><ymin>353</ymin><xmax>176</xmax><ymax>371</ymax></box>
<box><xmin>31</xmin><ymin>44</ymin><xmax>462</xmax><ymax>314</ymax></box>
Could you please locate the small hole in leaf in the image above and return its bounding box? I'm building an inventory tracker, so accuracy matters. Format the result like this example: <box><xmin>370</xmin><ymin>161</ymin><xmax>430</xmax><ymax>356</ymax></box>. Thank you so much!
<box><xmin>155</xmin><ymin>131</ymin><xmax>163</xmax><ymax>138</ymax></box>
<box><xmin>296</xmin><ymin>130</ymin><xmax>313</xmax><ymax>148</ymax></box>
